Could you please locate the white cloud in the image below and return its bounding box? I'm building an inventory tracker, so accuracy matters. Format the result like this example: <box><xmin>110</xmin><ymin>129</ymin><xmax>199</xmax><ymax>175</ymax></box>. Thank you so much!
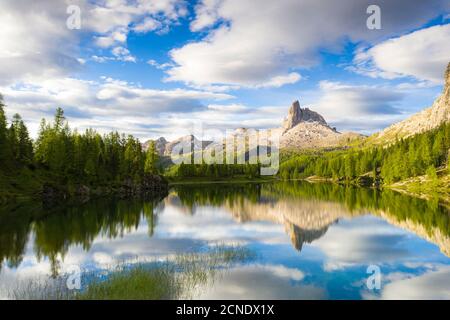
<box><xmin>312</xmin><ymin>216</ymin><xmax>412</xmax><ymax>268</ymax></box>
<box><xmin>94</xmin><ymin>28</ymin><xmax>128</xmax><ymax>48</ymax></box>
<box><xmin>315</xmin><ymin>81</ymin><xmax>404</xmax><ymax>117</ymax></box>
<box><xmin>195</xmin><ymin>264</ymin><xmax>325</xmax><ymax>299</ymax></box>
<box><xmin>91</xmin><ymin>46</ymin><xmax>137</xmax><ymax>64</ymax></box>
<box><xmin>85</xmin><ymin>0</ymin><xmax>188</xmax><ymax>48</ymax></box>
<box><xmin>301</xmin><ymin>80</ymin><xmax>413</xmax><ymax>134</ymax></box>
<box><xmin>207</xmin><ymin>103</ymin><xmax>249</xmax><ymax>112</ymax></box>
<box><xmin>255</xmin><ymin>72</ymin><xmax>301</xmax><ymax>88</ymax></box>
<box><xmin>147</xmin><ymin>59</ymin><xmax>174</xmax><ymax>70</ymax></box>
<box><xmin>0</xmin><ymin>0</ymin><xmax>188</xmax><ymax>84</ymax></box>
<box><xmin>190</xmin><ymin>0</ymin><xmax>222</xmax><ymax>31</ymax></box>
<box><xmin>167</xmin><ymin>0</ymin><xmax>448</xmax><ymax>88</ymax></box>
<box><xmin>381</xmin><ymin>266</ymin><xmax>450</xmax><ymax>300</ymax></box>
<box><xmin>0</xmin><ymin>0</ymin><xmax>81</xmax><ymax>85</ymax></box>
<box><xmin>351</xmin><ymin>24</ymin><xmax>450</xmax><ymax>83</ymax></box>
<box><xmin>111</xmin><ymin>46</ymin><xmax>136</xmax><ymax>62</ymax></box>
<box><xmin>133</xmin><ymin>17</ymin><xmax>161</xmax><ymax>33</ymax></box>
<box><xmin>0</xmin><ymin>77</ymin><xmax>233</xmax><ymax>140</ymax></box>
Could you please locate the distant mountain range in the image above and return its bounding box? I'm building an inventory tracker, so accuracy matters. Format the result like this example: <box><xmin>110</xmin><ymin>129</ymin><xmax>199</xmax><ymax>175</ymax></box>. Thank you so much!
<box><xmin>144</xmin><ymin>100</ymin><xmax>364</xmax><ymax>156</ymax></box>
<box><xmin>145</xmin><ymin>62</ymin><xmax>450</xmax><ymax>156</ymax></box>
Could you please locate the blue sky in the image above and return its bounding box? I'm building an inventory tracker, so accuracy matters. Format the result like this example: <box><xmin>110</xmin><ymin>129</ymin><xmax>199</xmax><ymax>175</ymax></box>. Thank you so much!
<box><xmin>0</xmin><ymin>0</ymin><xmax>449</xmax><ymax>140</ymax></box>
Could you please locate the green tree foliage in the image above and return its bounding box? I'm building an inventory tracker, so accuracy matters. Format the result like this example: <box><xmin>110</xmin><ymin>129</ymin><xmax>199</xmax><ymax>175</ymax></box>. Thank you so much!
<box><xmin>0</xmin><ymin>105</ymin><xmax>149</xmax><ymax>186</ymax></box>
<box><xmin>9</xmin><ymin>114</ymin><xmax>33</xmax><ymax>164</ymax></box>
<box><xmin>0</xmin><ymin>94</ymin><xmax>12</xmax><ymax>164</ymax></box>
<box><xmin>144</xmin><ymin>141</ymin><xmax>159</xmax><ymax>174</ymax></box>
<box><xmin>279</xmin><ymin>121</ymin><xmax>450</xmax><ymax>184</ymax></box>
<box><xmin>175</xmin><ymin>162</ymin><xmax>260</xmax><ymax>179</ymax></box>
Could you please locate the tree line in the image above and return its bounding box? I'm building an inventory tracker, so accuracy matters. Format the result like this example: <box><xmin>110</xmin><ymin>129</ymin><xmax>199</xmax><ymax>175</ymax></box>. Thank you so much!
<box><xmin>279</xmin><ymin>121</ymin><xmax>450</xmax><ymax>184</ymax></box>
<box><xmin>0</xmin><ymin>96</ymin><xmax>159</xmax><ymax>188</ymax></box>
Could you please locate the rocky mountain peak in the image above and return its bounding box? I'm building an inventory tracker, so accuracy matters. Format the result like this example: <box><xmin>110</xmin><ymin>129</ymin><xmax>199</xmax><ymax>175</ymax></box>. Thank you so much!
<box><xmin>282</xmin><ymin>100</ymin><xmax>327</xmax><ymax>131</ymax></box>
<box><xmin>445</xmin><ymin>62</ymin><xmax>450</xmax><ymax>101</ymax></box>
<box><xmin>371</xmin><ymin>61</ymin><xmax>450</xmax><ymax>144</ymax></box>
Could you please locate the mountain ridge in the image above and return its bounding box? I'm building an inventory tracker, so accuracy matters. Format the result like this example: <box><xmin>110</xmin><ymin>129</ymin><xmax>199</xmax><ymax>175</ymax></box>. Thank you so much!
<box><xmin>145</xmin><ymin>100</ymin><xmax>364</xmax><ymax>155</ymax></box>
<box><xmin>145</xmin><ymin>62</ymin><xmax>450</xmax><ymax>155</ymax></box>
<box><xmin>279</xmin><ymin>100</ymin><xmax>363</xmax><ymax>149</ymax></box>
<box><xmin>369</xmin><ymin>62</ymin><xmax>450</xmax><ymax>144</ymax></box>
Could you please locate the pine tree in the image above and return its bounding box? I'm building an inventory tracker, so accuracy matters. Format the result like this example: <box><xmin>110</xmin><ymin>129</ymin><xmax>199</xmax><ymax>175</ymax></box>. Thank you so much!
<box><xmin>432</xmin><ymin>130</ymin><xmax>445</xmax><ymax>166</ymax></box>
<box><xmin>144</xmin><ymin>141</ymin><xmax>158</xmax><ymax>174</ymax></box>
<box><xmin>0</xmin><ymin>94</ymin><xmax>12</xmax><ymax>164</ymax></box>
<box><xmin>9</xmin><ymin>114</ymin><xmax>33</xmax><ymax>164</ymax></box>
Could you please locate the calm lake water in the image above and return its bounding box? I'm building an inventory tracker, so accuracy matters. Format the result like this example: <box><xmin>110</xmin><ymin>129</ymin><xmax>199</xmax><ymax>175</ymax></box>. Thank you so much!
<box><xmin>1</xmin><ymin>181</ymin><xmax>449</xmax><ymax>299</ymax></box>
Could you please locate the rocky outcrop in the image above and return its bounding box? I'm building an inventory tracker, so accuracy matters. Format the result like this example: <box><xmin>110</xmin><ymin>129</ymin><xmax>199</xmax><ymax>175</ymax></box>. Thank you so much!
<box><xmin>282</xmin><ymin>100</ymin><xmax>328</xmax><ymax>131</ymax></box>
<box><xmin>144</xmin><ymin>135</ymin><xmax>212</xmax><ymax>156</ymax></box>
<box><xmin>41</xmin><ymin>175</ymin><xmax>168</xmax><ymax>204</ymax></box>
<box><xmin>370</xmin><ymin>62</ymin><xmax>450</xmax><ymax>144</ymax></box>
<box><xmin>279</xmin><ymin>100</ymin><xmax>363</xmax><ymax>149</ymax></box>
<box><xmin>116</xmin><ymin>174</ymin><xmax>168</xmax><ymax>198</ymax></box>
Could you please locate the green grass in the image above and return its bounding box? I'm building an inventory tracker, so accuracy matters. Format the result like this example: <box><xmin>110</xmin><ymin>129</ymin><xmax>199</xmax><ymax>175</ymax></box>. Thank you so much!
<box><xmin>10</xmin><ymin>245</ymin><xmax>254</xmax><ymax>300</ymax></box>
<box><xmin>387</xmin><ymin>170</ymin><xmax>450</xmax><ymax>205</ymax></box>
<box><xmin>79</xmin><ymin>266</ymin><xmax>175</xmax><ymax>300</ymax></box>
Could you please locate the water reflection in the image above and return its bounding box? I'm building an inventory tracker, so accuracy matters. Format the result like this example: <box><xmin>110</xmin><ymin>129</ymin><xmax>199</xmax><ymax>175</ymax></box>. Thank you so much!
<box><xmin>0</xmin><ymin>197</ymin><xmax>163</xmax><ymax>276</ymax></box>
<box><xmin>170</xmin><ymin>182</ymin><xmax>450</xmax><ymax>256</ymax></box>
<box><xmin>1</xmin><ymin>181</ymin><xmax>449</xmax><ymax>299</ymax></box>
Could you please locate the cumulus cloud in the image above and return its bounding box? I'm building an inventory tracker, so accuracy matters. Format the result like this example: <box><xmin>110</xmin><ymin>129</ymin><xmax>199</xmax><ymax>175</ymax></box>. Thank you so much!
<box><xmin>85</xmin><ymin>0</ymin><xmax>188</xmax><ymax>47</ymax></box>
<box><xmin>195</xmin><ymin>264</ymin><xmax>326</xmax><ymax>299</ymax></box>
<box><xmin>133</xmin><ymin>17</ymin><xmax>162</xmax><ymax>33</ymax></box>
<box><xmin>0</xmin><ymin>0</ymin><xmax>81</xmax><ymax>85</ymax></box>
<box><xmin>190</xmin><ymin>0</ymin><xmax>222</xmax><ymax>32</ymax></box>
<box><xmin>380</xmin><ymin>266</ymin><xmax>450</xmax><ymax>299</ymax></box>
<box><xmin>312</xmin><ymin>216</ymin><xmax>412</xmax><ymax>269</ymax></box>
<box><xmin>351</xmin><ymin>24</ymin><xmax>450</xmax><ymax>83</ymax></box>
<box><xmin>111</xmin><ymin>46</ymin><xmax>136</xmax><ymax>62</ymax></box>
<box><xmin>307</xmin><ymin>80</ymin><xmax>406</xmax><ymax>133</ymax></box>
<box><xmin>315</xmin><ymin>81</ymin><xmax>404</xmax><ymax>116</ymax></box>
<box><xmin>167</xmin><ymin>0</ymin><xmax>448</xmax><ymax>88</ymax></box>
<box><xmin>0</xmin><ymin>76</ymin><xmax>233</xmax><ymax>139</ymax></box>
<box><xmin>0</xmin><ymin>0</ymin><xmax>188</xmax><ymax>84</ymax></box>
<box><xmin>255</xmin><ymin>73</ymin><xmax>302</xmax><ymax>88</ymax></box>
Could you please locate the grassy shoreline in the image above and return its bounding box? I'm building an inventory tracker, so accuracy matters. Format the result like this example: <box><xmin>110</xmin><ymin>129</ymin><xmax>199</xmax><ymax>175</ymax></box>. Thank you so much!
<box><xmin>10</xmin><ymin>245</ymin><xmax>254</xmax><ymax>300</ymax></box>
<box><xmin>283</xmin><ymin>174</ymin><xmax>450</xmax><ymax>206</ymax></box>
<box><xmin>386</xmin><ymin>173</ymin><xmax>450</xmax><ymax>206</ymax></box>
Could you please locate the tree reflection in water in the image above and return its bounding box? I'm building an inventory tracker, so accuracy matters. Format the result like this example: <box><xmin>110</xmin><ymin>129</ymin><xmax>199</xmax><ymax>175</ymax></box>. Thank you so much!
<box><xmin>1</xmin><ymin>181</ymin><xmax>449</xmax><ymax>277</ymax></box>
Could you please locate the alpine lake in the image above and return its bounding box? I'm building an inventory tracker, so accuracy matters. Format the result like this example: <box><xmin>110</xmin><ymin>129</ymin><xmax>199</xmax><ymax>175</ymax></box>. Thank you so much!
<box><xmin>1</xmin><ymin>181</ymin><xmax>449</xmax><ymax>299</ymax></box>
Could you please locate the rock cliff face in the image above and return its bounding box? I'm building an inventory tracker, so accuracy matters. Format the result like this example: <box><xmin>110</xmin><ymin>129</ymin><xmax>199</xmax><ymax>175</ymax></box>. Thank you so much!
<box><xmin>282</xmin><ymin>100</ymin><xmax>327</xmax><ymax>131</ymax></box>
<box><xmin>279</xmin><ymin>100</ymin><xmax>363</xmax><ymax>149</ymax></box>
<box><xmin>370</xmin><ymin>62</ymin><xmax>450</xmax><ymax>144</ymax></box>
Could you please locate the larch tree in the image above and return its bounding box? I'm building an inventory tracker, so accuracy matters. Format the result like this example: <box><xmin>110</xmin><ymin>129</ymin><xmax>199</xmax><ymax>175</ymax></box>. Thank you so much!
<box><xmin>145</xmin><ymin>140</ymin><xmax>158</xmax><ymax>174</ymax></box>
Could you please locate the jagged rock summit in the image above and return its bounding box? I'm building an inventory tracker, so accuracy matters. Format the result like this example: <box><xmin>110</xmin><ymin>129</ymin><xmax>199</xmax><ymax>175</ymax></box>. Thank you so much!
<box><xmin>282</xmin><ymin>100</ymin><xmax>328</xmax><ymax>131</ymax></box>
<box><xmin>279</xmin><ymin>100</ymin><xmax>362</xmax><ymax>149</ymax></box>
<box><xmin>370</xmin><ymin>62</ymin><xmax>450</xmax><ymax>144</ymax></box>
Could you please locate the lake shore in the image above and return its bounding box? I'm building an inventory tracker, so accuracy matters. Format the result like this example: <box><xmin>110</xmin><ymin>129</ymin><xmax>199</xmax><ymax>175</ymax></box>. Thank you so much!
<box><xmin>0</xmin><ymin>169</ymin><xmax>169</xmax><ymax>204</ymax></box>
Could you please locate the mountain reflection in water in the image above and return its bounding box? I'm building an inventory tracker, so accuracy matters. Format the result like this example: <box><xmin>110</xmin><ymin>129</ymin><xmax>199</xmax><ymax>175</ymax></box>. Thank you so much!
<box><xmin>0</xmin><ymin>181</ymin><xmax>449</xmax><ymax>299</ymax></box>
